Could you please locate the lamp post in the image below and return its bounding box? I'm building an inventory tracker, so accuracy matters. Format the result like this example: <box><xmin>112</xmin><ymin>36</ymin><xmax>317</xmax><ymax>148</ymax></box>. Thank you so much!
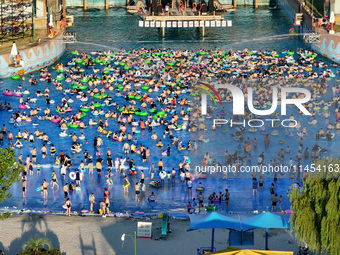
<box><xmin>121</xmin><ymin>231</ymin><xmax>137</xmax><ymax>255</ymax></box>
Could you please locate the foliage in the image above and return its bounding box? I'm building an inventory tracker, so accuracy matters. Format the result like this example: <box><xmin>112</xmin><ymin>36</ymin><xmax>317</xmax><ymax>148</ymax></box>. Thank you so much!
<box><xmin>290</xmin><ymin>157</ymin><xmax>340</xmax><ymax>254</ymax></box>
<box><xmin>17</xmin><ymin>248</ymin><xmax>61</xmax><ymax>255</ymax></box>
<box><xmin>21</xmin><ymin>237</ymin><xmax>52</xmax><ymax>255</ymax></box>
<box><xmin>0</xmin><ymin>147</ymin><xmax>24</xmax><ymax>220</ymax></box>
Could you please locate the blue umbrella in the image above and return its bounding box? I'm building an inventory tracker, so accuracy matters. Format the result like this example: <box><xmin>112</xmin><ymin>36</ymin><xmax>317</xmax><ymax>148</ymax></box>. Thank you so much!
<box><xmin>242</xmin><ymin>213</ymin><xmax>290</xmax><ymax>250</ymax></box>
<box><xmin>188</xmin><ymin>212</ymin><xmax>255</xmax><ymax>252</ymax></box>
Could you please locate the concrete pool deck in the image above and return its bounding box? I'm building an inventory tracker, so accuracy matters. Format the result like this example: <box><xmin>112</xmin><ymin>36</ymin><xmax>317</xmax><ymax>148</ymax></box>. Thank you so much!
<box><xmin>0</xmin><ymin>214</ymin><xmax>299</xmax><ymax>254</ymax></box>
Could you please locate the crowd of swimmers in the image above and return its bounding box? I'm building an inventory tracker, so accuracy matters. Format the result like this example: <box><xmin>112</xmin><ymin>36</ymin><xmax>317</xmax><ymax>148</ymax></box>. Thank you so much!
<box><xmin>1</xmin><ymin>47</ymin><xmax>339</xmax><ymax>215</ymax></box>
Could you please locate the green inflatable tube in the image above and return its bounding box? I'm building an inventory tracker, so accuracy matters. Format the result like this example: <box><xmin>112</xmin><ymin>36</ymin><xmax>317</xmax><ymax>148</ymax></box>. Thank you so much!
<box><xmin>67</xmin><ymin>123</ymin><xmax>79</xmax><ymax>128</ymax></box>
<box><xmin>149</xmin><ymin>109</ymin><xmax>157</xmax><ymax>113</ymax></box>
<box><xmin>80</xmin><ymin>113</ymin><xmax>87</xmax><ymax>118</ymax></box>
<box><xmin>56</xmin><ymin>69</ymin><xmax>65</xmax><ymax>73</ymax></box>
<box><xmin>141</xmin><ymin>86</ymin><xmax>150</xmax><ymax>90</ymax></box>
<box><xmin>128</xmin><ymin>95</ymin><xmax>135</xmax><ymax>99</ymax></box>
<box><xmin>55</xmin><ymin>77</ymin><xmax>65</xmax><ymax>81</ymax></box>
<box><xmin>140</xmin><ymin>111</ymin><xmax>148</xmax><ymax>116</ymax></box>
<box><xmin>206</xmin><ymin>206</ymin><xmax>217</xmax><ymax>211</ymax></box>
<box><xmin>153</xmin><ymin>111</ymin><xmax>165</xmax><ymax>119</ymax></box>
<box><xmin>79</xmin><ymin>85</ymin><xmax>87</xmax><ymax>90</ymax></box>
<box><xmin>135</xmin><ymin>96</ymin><xmax>142</xmax><ymax>100</ymax></box>
<box><xmin>80</xmin><ymin>108</ymin><xmax>90</xmax><ymax>112</ymax></box>
<box><xmin>71</xmin><ymin>51</ymin><xmax>77</xmax><ymax>55</ymax></box>
<box><xmin>94</xmin><ymin>94</ymin><xmax>108</xmax><ymax>99</ymax></box>
<box><xmin>93</xmin><ymin>103</ymin><xmax>101</xmax><ymax>108</ymax></box>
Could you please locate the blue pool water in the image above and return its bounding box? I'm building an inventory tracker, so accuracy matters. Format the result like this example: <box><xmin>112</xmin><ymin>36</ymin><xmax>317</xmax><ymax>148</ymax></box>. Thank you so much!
<box><xmin>1</xmin><ymin>6</ymin><xmax>339</xmax><ymax>215</ymax></box>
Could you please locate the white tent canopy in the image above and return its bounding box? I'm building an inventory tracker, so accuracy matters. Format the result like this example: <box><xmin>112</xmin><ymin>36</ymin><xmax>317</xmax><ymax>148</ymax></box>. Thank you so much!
<box><xmin>10</xmin><ymin>42</ymin><xmax>17</xmax><ymax>56</ymax></box>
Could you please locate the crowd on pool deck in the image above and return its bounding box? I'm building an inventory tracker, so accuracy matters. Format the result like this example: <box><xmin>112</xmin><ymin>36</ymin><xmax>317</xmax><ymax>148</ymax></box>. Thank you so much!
<box><xmin>1</xmin><ymin>47</ymin><xmax>340</xmax><ymax>216</ymax></box>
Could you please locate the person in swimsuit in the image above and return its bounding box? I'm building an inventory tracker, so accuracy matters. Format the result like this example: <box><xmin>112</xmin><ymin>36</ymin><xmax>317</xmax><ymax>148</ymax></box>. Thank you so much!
<box><xmin>89</xmin><ymin>193</ymin><xmax>96</xmax><ymax>213</ymax></box>
<box><xmin>41</xmin><ymin>144</ymin><xmax>47</xmax><ymax>159</ymax></box>
<box><xmin>63</xmin><ymin>183</ymin><xmax>69</xmax><ymax>200</ymax></box>
<box><xmin>123</xmin><ymin>175</ymin><xmax>130</xmax><ymax>193</ymax></box>
<box><xmin>42</xmin><ymin>179</ymin><xmax>49</xmax><ymax>198</ymax></box>
<box><xmin>259</xmin><ymin>175</ymin><xmax>264</xmax><ymax>192</ymax></box>
<box><xmin>104</xmin><ymin>196</ymin><xmax>110</xmax><ymax>214</ymax></box>
<box><xmin>135</xmin><ymin>182</ymin><xmax>140</xmax><ymax>201</ymax></box>
<box><xmin>22</xmin><ymin>179</ymin><xmax>26</xmax><ymax>198</ymax></box>
<box><xmin>279</xmin><ymin>195</ymin><xmax>283</xmax><ymax>212</ymax></box>
<box><xmin>99</xmin><ymin>201</ymin><xmax>106</xmax><ymax>217</ymax></box>
<box><xmin>96</xmin><ymin>156</ymin><xmax>103</xmax><ymax>177</ymax></box>
<box><xmin>51</xmin><ymin>170</ymin><xmax>59</xmax><ymax>189</ymax></box>
<box><xmin>65</xmin><ymin>198</ymin><xmax>72</xmax><ymax>216</ymax></box>
<box><xmin>30</xmin><ymin>147</ymin><xmax>37</xmax><ymax>162</ymax></box>
<box><xmin>149</xmin><ymin>163</ymin><xmax>156</xmax><ymax>180</ymax></box>
<box><xmin>158</xmin><ymin>159</ymin><xmax>163</xmax><ymax>171</ymax></box>
<box><xmin>271</xmin><ymin>194</ymin><xmax>278</xmax><ymax>212</ymax></box>
<box><xmin>225</xmin><ymin>189</ymin><xmax>230</xmax><ymax>208</ymax></box>
<box><xmin>123</xmin><ymin>142</ymin><xmax>130</xmax><ymax>154</ymax></box>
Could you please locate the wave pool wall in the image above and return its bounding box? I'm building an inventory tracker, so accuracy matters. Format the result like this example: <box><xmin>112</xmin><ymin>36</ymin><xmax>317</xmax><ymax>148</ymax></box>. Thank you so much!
<box><xmin>313</xmin><ymin>34</ymin><xmax>340</xmax><ymax>64</ymax></box>
<box><xmin>0</xmin><ymin>33</ymin><xmax>66</xmax><ymax>78</ymax></box>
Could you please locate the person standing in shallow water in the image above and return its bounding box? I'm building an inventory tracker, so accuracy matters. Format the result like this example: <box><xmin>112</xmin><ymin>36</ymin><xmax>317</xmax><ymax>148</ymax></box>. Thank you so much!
<box><xmin>65</xmin><ymin>198</ymin><xmax>72</xmax><ymax>216</ymax></box>
<box><xmin>123</xmin><ymin>175</ymin><xmax>130</xmax><ymax>193</ymax></box>
<box><xmin>225</xmin><ymin>189</ymin><xmax>230</xmax><ymax>208</ymax></box>
<box><xmin>42</xmin><ymin>179</ymin><xmax>49</xmax><ymax>198</ymax></box>
<box><xmin>89</xmin><ymin>193</ymin><xmax>96</xmax><ymax>213</ymax></box>
<box><xmin>149</xmin><ymin>163</ymin><xmax>156</xmax><ymax>179</ymax></box>
<box><xmin>264</xmin><ymin>134</ymin><xmax>270</xmax><ymax>148</ymax></box>
<box><xmin>22</xmin><ymin>179</ymin><xmax>26</xmax><ymax>198</ymax></box>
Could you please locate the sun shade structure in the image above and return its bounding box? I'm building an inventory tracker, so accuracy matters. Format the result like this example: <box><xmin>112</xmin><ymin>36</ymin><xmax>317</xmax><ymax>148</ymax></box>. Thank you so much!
<box><xmin>241</xmin><ymin>212</ymin><xmax>289</xmax><ymax>229</ymax></box>
<box><xmin>188</xmin><ymin>212</ymin><xmax>255</xmax><ymax>252</ymax></box>
<box><xmin>188</xmin><ymin>212</ymin><xmax>290</xmax><ymax>251</ymax></box>
<box><xmin>241</xmin><ymin>213</ymin><xmax>290</xmax><ymax>250</ymax></box>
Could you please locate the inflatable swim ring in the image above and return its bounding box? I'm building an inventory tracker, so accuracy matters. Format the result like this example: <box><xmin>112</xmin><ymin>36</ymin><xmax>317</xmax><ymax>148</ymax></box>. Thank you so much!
<box><xmin>69</xmin><ymin>172</ymin><xmax>76</xmax><ymax>180</ymax></box>
<box><xmin>67</xmin><ymin>123</ymin><xmax>79</xmax><ymax>128</ymax></box>
<box><xmin>11</xmin><ymin>75</ymin><xmax>20</xmax><ymax>80</ymax></box>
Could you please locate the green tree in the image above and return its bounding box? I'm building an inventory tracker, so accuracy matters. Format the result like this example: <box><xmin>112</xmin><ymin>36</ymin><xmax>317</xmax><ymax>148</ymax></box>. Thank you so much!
<box><xmin>290</xmin><ymin>158</ymin><xmax>340</xmax><ymax>254</ymax></box>
<box><xmin>0</xmin><ymin>147</ymin><xmax>24</xmax><ymax>219</ymax></box>
<box><xmin>22</xmin><ymin>237</ymin><xmax>52</xmax><ymax>255</ymax></box>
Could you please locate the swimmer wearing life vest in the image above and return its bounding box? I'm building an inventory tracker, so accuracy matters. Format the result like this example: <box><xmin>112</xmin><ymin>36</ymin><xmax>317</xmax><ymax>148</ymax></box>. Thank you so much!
<box><xmin>156</xmin><ymin>139</ymin><xmax>163</xmax><ymax>147</ymax></box>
